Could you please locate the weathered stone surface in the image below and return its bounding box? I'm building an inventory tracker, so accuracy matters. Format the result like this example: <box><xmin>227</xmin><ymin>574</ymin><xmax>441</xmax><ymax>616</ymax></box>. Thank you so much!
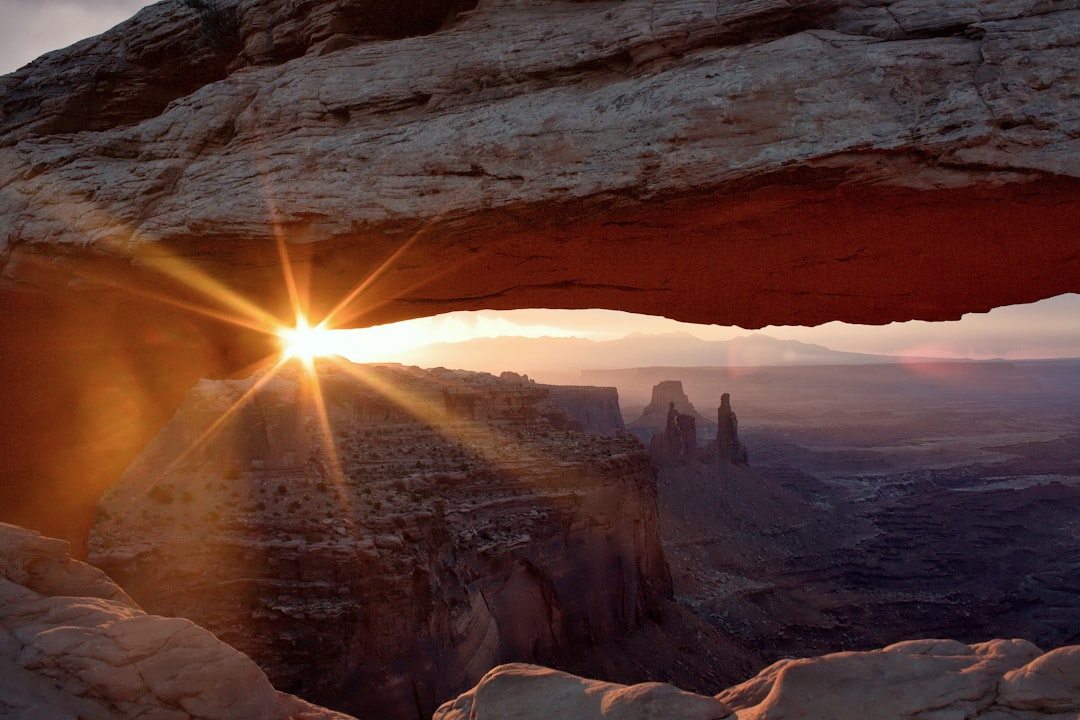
<box><xmin>0</xmin><ymin>522</ymin><xmax>356</xmax><ymax>720</ymax></box>
<box><xmin>433</xmin><ymin>663</ymin><xmax>733</xmax><ymax>720</ymax></box>
<box><xmin>716</xmin><ymin>638</ymin><xmax>1078</xmax><ymax>720</ymax></box>
<box><xmin>650</xmin><ymin>402</ymin><xmax>701</xmax><ymax>467</ymax></box>
<box><xmin>437</xmin><ymin>640</ymin><xmax>1080</xmax><ymax>720</ymax></box>
<box><xmin>2</xmin><ymin>0</ymin><xmax>1080</xmax><ymax>557</ymax></box>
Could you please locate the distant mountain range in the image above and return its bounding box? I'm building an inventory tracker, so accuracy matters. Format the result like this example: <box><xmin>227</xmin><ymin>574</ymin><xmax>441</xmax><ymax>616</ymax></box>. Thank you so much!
<box><xmin>391</xmin><ymin>332</ymin><xmax>951</xmax><ymax>374</ymax></box>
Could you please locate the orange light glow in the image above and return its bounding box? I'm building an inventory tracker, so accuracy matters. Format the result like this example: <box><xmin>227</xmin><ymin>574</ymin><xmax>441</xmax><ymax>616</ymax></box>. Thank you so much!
<box><xmin>277</xmin><ymin>315</ymin><xmax>348</xmax><ymax>364</ymax></box>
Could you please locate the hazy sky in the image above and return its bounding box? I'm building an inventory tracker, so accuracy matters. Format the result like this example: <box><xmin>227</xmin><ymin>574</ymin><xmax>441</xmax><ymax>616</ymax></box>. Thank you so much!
<box><xmin>340</xmin><ymin>294</ymin><xmax>1080</xmax><ymax>363</ymax></box>
<box><xmin>5</xmin><ymin>4</ymin><xmax>1079</xmax><ymax>362</ymax></box>
<box><xmin>0</xmin><ymin>0</ymin><xmax>150</xmax><ymax>74</ymax></box>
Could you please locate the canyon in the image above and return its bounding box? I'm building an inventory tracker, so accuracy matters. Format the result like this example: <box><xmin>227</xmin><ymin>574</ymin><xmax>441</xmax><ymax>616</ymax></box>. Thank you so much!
<box><xmin>2</xmin><ymin>0</ymin><xmax>1080</xmax><ymax>717</ymax></box>
<box><xmin>87</xmin><ymin>362</ymin><xmax>743</xmax><ymax>719</ymax></box>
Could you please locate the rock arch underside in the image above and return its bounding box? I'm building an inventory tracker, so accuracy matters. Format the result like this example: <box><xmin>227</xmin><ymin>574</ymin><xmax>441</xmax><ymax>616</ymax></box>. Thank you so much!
<box><xmin>1</xmin><ymin>0</ymin><xmax>1079</xmax><ymax>551</ymax></box>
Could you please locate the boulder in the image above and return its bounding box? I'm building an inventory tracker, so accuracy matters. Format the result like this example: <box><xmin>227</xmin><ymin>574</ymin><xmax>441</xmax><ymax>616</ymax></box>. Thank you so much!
<box><xmin>433</xmin><ymin>663</ymin><xmax>732</xmax><ymax>720</ymax></box>
<box><xmin>0</xmin><ymin>522</ymin><xmax>355</xmax><ymax>720</ymax></box>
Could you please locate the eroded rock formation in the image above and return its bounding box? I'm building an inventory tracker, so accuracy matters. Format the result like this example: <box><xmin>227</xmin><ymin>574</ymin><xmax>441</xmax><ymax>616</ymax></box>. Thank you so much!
<box><xmin>88</xmin><ymin>363</ymin><xmax>672</xmax><ymax>719</ymax></box>
<box><xmin>0</xmin><ymin>522</ymin><xmax>355</xmax><ymax>720</ymax></box>
<box><xmin>3</xmin><ymin>0</ymin><xmax>1080</xmax><ymax>546</ymax></box>
<box><xmin>714</xmin><ymin>393</ymin><xmax>748</xmax><ymax>465</ymax></box>
<box><xmin>629</xmin><ymin>380</ymin><xmax>711</xmax><ymax>444</ymax></box>
<box><xmin>650</xmin><ymin>402</ymin><xmax>701</xmax><ymax>467</ymax></box>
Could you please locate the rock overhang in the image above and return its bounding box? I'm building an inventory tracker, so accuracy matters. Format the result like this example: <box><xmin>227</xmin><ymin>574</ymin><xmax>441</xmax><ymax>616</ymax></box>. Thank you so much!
<box><xmin>1</xmin><ymin>0</ymin><xmax>1079</xmax><ymax>549</ymax></box>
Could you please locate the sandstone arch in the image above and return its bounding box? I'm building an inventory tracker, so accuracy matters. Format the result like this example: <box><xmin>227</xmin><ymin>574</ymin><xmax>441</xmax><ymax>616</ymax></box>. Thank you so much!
<box><xmin>1</xmin><ymin>0</ymin><xmax>1078</xmax><ymax>550</ymax></box>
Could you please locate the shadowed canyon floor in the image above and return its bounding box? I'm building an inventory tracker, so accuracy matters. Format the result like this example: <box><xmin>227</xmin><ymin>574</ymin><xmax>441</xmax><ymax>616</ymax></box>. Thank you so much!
<box><xmin>588</xmin><ymin>361</ymin><xmax>1080</xmax><ymax>664</ymax></box>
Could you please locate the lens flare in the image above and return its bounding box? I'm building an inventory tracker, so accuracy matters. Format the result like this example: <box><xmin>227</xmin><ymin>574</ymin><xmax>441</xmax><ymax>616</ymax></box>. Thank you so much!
<box><xmin>278</xmin><ymin>315</ymin><xmax>344</xmax><ymax>363</ymax></box>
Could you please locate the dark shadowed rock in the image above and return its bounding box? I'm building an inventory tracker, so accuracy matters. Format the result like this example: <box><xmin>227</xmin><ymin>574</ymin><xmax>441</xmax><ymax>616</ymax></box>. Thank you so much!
<box><xmin>650</xmin><ymin>402</ymin><xmax>701</xmax><ymax>467</ymax></box>
<box><xmin>714</xmin><ymin>394</ymin><xmax>748</xmax><ymax>465</ymax></box>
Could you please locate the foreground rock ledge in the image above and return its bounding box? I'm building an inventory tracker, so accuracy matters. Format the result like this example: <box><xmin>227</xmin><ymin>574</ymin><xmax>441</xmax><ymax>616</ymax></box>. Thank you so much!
<box><xmin>6</xmin><ymin>521</ymin><xmax>1078</xmax><ymax>720</ymax></box>
<box><xmin>2</xmin><ymin>0</ymin><xmax>1080</xmax><ymax>546</ymax></box>
<box><xmin>0</xmin><ymin>522</ymin><xmax>355</xmax><ymax>720</ymax></box>
<box><xmin>438</xmin><ymin>643</ymin><xmax>1080</xmax><ymax>720</ymax></box>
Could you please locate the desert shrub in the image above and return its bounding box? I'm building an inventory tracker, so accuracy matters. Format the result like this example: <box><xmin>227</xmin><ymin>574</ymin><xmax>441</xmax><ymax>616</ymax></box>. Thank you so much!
<box><xmin>182</xmin><ymin>0</ymin><xmax>241</xmax><ymax>52</ymax></box>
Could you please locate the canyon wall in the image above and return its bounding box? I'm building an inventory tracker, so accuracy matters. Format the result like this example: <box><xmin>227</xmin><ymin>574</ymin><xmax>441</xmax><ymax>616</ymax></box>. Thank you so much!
<box><xmin>88</xmin><ymin>363</ymin><xmax>671</xmax><ymax>719</ymax></box>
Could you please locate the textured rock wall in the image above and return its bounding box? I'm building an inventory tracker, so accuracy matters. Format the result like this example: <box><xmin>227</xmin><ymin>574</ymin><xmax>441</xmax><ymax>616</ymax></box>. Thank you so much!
<box><xmin>539</xmin><ymin>384</ymin><xmax>625</xmax><ymax>436</ymax></box>
<box><xmin>89</xmin><ymin>363</ymin><xmax>671</xmax><ymax>719</ymax></box>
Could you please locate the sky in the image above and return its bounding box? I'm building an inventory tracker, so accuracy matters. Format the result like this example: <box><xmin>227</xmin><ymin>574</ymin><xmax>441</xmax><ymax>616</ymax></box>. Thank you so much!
<box><xmin>5</xmin><ymin>4</ymin><xmax>1080</xmax><ymax>364</ymax></box>
<box><xmin>335</xmin><ymin>294</ymin><xmax>1080</xmax><ymax>364</ymax></box>
<box><xmin>0</xmin><ymin>0</ymin><xmax>151</xmax><ymax>74</ymax></box>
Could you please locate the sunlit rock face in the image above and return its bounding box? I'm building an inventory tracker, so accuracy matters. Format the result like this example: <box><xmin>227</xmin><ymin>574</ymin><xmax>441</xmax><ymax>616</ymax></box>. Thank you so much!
<box><xmin>435</xmin><ymin>640</ymin><xmax>1080</xmax><ymax>720</ymax></box>
<box><xmin>2</xmin><ymin>0</ymin><xmax>1080</xmax><ymax>548</ymax></box>
<box><xmin>88</xmin><ymin>363</ymin><xmax>673</xmax><ymax>719</ymax></box>
<box><xmin>0</xmin><ymin>522</ymin><xmax>356</xmax><ymax>720</ymax></box>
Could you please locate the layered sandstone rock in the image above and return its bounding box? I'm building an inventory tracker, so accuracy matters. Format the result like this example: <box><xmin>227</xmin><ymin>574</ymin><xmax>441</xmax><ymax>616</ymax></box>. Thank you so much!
<box><xmin>3</xmin><ymin>0</ymin><xmax>1080</xmax><ymax>548</ymax></box>
<box><xmin>0</xmin><ymin>522</ymin><xmax>356</xmax><ymax>720</ymax></box>
<box><xmin>717</xmin><ymin>639</ymin><xmax>1080</xmax><ymax>720</ymax></box>
<box><xmin>433</xmin><ymin>663</ymin><xmax>732</xmax><ymax>720</ymax></box>
<box><xmin>438</xmin><ymin>640</ymin><xmax>1080</xmax><ymax>720</ymax></box>
<box><xmin>89</xmin><ymin>362</ymin><xmax>672</xmax><ymax>719</ymax></box>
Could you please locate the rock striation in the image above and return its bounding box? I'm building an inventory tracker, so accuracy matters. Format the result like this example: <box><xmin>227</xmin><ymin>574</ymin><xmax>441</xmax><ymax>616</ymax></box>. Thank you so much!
<box><xmin>89</xmin><ymin>362</ymin><xmax>671</xmax><ymax>719</ymax></box>
<box><xmin>433</xmin><ymin>663</ymin><xmax>732</xmax><ymax>720</ymax></box>
<box><xmin>0</xmin><ymin>521</ymin><xmax>356</xmax><ymax>720</ymax></box>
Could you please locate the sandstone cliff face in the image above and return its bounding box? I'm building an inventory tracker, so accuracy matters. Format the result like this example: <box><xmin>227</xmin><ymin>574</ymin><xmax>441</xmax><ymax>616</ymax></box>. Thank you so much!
<box><xmin>539</xmin><ymin>384</ymin><xmax>625</xmax><ymax>437</ymax></box>
<box><xmin>0</xmin><ymin>522</ymin><xmax>355</xmax><ymax>720</ymax></box>
<box><xmin>89</xmin><ymin>362</ymin><xmax>670</xmax><ymax>719</ymax></box>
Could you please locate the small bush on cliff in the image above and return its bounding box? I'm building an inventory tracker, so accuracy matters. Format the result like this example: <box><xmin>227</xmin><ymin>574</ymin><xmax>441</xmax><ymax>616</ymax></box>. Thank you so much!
<box><xmin>181</xmin><ymin>0</ymin><xmax>241</xmax><ymax>52</ymax></box>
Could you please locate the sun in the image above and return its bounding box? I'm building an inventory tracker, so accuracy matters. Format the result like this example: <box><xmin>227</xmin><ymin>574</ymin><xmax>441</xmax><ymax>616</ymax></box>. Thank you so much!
<box><xmin>278</xmin><ymin>315</ymin><xmax>343</xmax><ymax>363</ymax></box>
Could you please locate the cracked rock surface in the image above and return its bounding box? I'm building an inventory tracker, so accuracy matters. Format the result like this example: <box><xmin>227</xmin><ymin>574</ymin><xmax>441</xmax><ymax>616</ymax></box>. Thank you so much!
<box><xmin>0</xmin><ymin>522</ymin><xmax>357</xmax><ymax>719</ymax></box>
